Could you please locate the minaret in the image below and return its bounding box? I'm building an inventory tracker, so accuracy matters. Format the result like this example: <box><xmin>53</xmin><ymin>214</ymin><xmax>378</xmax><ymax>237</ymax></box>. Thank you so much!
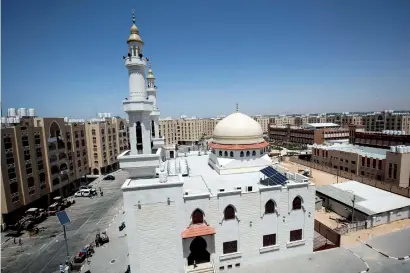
<box><xmin>146</xmin><ymin>60</ymin><xmax>162</xmax><ymax>143</ymax></box>
<box><xmin>122</xmin><ymin>10</ymin><xmax>154</xmax><ymax>156</ymax></box>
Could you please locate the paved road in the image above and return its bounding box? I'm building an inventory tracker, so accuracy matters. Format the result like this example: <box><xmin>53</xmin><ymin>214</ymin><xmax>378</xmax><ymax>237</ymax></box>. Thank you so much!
<box><xmin>1</xmin><ymin>170</ymin><xmax>128</xmax><ymax>273</ymax></box>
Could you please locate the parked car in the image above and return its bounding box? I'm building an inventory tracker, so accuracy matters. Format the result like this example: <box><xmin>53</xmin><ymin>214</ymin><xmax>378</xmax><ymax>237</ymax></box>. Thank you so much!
<box><xmin>79</xmin><ymin>186</ymin><xmax>97</xmax><ymax>195</ymax></box>
<box><xmin>103</xmin><ymin>175</ymin><xmax>115</xmax><ymax>181</ymax></box>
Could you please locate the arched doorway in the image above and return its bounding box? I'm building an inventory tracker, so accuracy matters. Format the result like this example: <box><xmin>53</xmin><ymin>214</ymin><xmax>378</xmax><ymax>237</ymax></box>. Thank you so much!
<box><xmin>187</xmin><ymin>237</ymin><xmax>210</xmax><ymax>266</ymax></box>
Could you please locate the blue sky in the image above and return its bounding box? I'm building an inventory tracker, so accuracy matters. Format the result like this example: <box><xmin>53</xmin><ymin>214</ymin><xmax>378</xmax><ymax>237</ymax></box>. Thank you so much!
<box><xmin>2</xmin><ymin>0</ymin><xmax>410</xmax><ymax>118</ymax></box>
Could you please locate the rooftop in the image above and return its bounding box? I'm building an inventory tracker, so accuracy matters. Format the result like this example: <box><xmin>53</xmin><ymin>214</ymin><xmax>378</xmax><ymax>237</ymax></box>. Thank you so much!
<box><xmin>316</xmin><ymin>181</ymin><xmax>410</xmax><ymax>215</ymax></box>
<box><xmin>302</xmin><ymin>123</ymin><xmax>340</xmax><ymax>129</ymax></box>
<box><xmin>314</xmin><ymin>143</ymin><xmax>389</xmax><ymax>159</ymax></box>
<box><xmin>123</xmin><ymin>152</ymin><xmax>310</xmax><ymax>196</ymax></box>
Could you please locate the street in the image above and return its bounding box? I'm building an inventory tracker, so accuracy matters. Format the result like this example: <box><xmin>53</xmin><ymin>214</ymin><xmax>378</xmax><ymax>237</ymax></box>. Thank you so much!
<box><xmin>1</xmin><ymin>170</ymin><xmax>128</xmax><ymax>273</ymax></box>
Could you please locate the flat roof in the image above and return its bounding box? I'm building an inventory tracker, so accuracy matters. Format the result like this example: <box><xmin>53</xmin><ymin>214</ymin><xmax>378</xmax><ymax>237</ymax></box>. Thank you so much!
<box><xmin>124</xmin><ymin>153</ymin><xmax>310</xmax><ymax>196</ymax></box>
<box><xmin>303</xmin><ymin>123</ymin><xmax>340</xmax><ymax>128</ymax></box>
<box><xmin>316</xmin><ymin>181</ymin><xmax>410</xmax><ymax>215</ymax></box>
<box><xmin>315</xmin><ymin>144</ymin><xmax>388</xmax><ymax>159</ymax></box>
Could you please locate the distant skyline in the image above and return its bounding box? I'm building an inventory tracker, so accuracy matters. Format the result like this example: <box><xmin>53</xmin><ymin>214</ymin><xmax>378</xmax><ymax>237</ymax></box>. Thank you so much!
<box><xmin>2</xmin><ymin>0</ymin><xmax>410</xmax><ymax>118</ymax></box>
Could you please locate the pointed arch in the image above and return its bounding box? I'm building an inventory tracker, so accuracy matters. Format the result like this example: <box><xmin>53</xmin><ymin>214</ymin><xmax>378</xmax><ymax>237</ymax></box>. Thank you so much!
<box><xmin>246</xmin><ymin>151</ymin><xmax>250</xmax><ymax>157</ymax></box>
<box><xmin>230</xmin><ymin>151</ymin><xmax>234</xmax><ymax>157</ymax></box>
<box><xmin>224</xmin><ymin>151</ymin><xmax>228</xmax><ymax>157</ymax></box>
<box><xmin>219</xmin><ymin>150</ymin><xmax>222</xmax><ymax>156</ymax></box>
<box><xmin>191</xmin><ymin>208</ymin><xmax>204</xmax><ymax>224</ymax></box>
<box><xmin>292</xmin><ymin>196</ymin><xmax>303</xmax><ymax>210</ymax></box>
<box><xmin>136</xmin><ymin>121</ymin><xmax>143</xmax><ymax>152</ymax></box>
<box><xmin>265</xmin><ymin>199</ymin><xmax>276</xmax><ymax>214</ymax></box>
<box><xmin>224</xmin><ymin>205</ymin><xmax>236</xmax><ymax>220</ymax></box>
<box><xmin>240</xmin><ymin>151</ymin><xmax>244</xmax><ymax>157</ymax></box>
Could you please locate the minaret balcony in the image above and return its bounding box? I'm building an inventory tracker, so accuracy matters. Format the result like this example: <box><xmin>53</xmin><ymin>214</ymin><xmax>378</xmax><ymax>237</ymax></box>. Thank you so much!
<box><xmin>123</xmin><ymin>98</ymin><xmax>153</xmax><ymax>112</ymax></box>
<box><xmin>150</xmin><ymin>109</ymin><xmax>161</xmax><ymax>116</ymax></box>
<box><xmin>125</xmin><ymin>56</ymin><xmax>147</xmax><ymax>67</ymax></box>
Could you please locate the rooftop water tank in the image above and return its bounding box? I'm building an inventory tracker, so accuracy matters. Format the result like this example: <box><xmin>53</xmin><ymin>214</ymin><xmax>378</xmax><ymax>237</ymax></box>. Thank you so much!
<box><xmin>397</xmin><ymin>146</ymin><xmax>404</xmax><ymax>153</ymax></box>
<box><xmin>390</xmin><ymin>146</ymin><xmax>397</xmax><ymax>153</ymax></box>
<box><xmin>28</xmin><ymin>108</ymin><xmax>35</xmax><ymax>117</ymax></box>
<box><xmin>98</xmin><ymin>113</ymin><xmax>103</xmax><ymax>118</ymax></box>
<box><xmin>7</xmin><ymin>108</ymin><xmax>16</xmax><ymax>117</ymax></box>
<box><xmin>7</xmin><ymin>117</ymin><xmax>14</xmax><ymax>123</ymax></box>
<box><xmin>64</xmin><ymin>117</ymin><xmax>69</xmax><ymax>122</ymax></box>
<box><xmin>17</xmin><ymin>108</ymin><xmax>27</xmax><ymax>117</ymax></box>
<box><xmin>1</xmin><ymin>117</ymin><xmax>7</xmax><ymax>124</ymax></box>
<box><xmin>14</xmin><ymin>117</ymin><xmax>20</xmax><ymax>124</ymax></box>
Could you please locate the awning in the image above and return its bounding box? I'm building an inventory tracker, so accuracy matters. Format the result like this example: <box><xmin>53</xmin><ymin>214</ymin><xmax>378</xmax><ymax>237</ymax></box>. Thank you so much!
<box><xmin>181</xmin><ymin>224</ymin><xmax>216</xmax><ymax>239</ymax></box>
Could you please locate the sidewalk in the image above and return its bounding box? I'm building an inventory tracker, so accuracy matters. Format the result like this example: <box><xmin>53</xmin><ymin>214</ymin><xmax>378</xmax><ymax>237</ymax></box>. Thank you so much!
<box><xmin>80</xmin><ymin>205</ymin><xmax>128</xmax><ymax>273</ymax></box>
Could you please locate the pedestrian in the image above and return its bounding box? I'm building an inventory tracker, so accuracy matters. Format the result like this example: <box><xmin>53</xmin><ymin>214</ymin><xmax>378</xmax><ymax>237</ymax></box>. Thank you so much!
<box><xmin>59</xmin><ymin>263</ymin><xmax>64</xmax><ymax>273</ymax></box>
<box><xmin>13</xmin><ymin>237</ymin><xmax>16</xmax><ymax>244</ymax></box>
<box><xmin>18</xmin><ymin>238</ymin><xmax>22</xmax><ymax>245</ymax></box>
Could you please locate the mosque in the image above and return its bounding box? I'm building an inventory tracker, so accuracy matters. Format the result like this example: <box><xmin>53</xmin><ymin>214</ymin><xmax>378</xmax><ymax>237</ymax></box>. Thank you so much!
<box><xmin>118</xmin><ymin>11</ymin><xmax>316</xmax><ymax>273</ymax></box>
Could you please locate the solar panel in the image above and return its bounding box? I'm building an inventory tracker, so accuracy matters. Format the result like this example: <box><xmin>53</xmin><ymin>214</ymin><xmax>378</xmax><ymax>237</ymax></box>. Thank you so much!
<box><xmin>260</xmin><ymin>166</ymin><xmax>288</xmax><ymax>186</ymax></box>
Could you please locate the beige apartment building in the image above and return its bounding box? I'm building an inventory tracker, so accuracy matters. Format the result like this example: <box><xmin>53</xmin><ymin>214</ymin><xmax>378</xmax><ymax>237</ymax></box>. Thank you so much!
<box><xmin>312</xmin><ymin>144</ymin><xmax>410</xmax><ymax>188</ymax></box>
<box><xmin>1</xmin><ymin>116</ymin><xmax>88</xmax><ymax>224</ymax></box>
<box><xmin>252</xmin><ymin>116</ymin><xmax>270</xmax><ymax>133</ymax></box>
<box><xmin>85</xmin><ymin>115</ymin><xmax>129</xmax><ymax>175</ymax></box>
<box><xmin>362</xmin><ymin>111</ymin><xmax>410</xmax><ymax>134</ymax></box>
<box><xmin>326</xmin><ymin>114</ymin><xmax>363</xmax><ymax>127</ymax></box>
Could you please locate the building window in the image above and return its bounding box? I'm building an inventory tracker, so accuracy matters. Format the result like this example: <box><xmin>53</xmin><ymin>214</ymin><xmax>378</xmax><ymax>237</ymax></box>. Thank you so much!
<box><xmin>224</xmin><ymin>205</ymin><xmax>235</xmax><ymax>220</ymax></box>
<box><xmin>265</xmin><ymin>200</ymin><xmax>275</xmax><ymax>214</ymax></box>
<box><xmin>252</xmin><ymin>151</ymin><xmax>256</xmax><ymax>156</ymax></box>
<box><xmin>224</xmin><ymin>151</ymin><xmax>228</xmax><ymax>157</ymax></box>
<box><xmin>219</xmin><ymin>151</ymin><xmax>222</xmax><ymax>156</ymax></box>
<box><xmin>263</xmin><ymin>234</ymin><xmax>277</xmax><ymax>247</ymax></box>
<box><xmin>372</xmin><ymin>159</ymin><xmax>376</xmax><ymax>169</ymax></box>
<box><xmin>136</xmin><ymin>121</ymin><xmax>143</xmax><ymax>153</ymax></box>
<box><xmin>192</xmin><ymin>209</ymin><xmax>204</xmax><ymax>224</ymax></box>
<box><xmin>151</xmin><ymin>121</ymin><xmax>155</xmax><ymax>137</ymax></box>
<box><xmin>361</xmin><ymin>171</ymin><xmax>364</xmax><ymax>176</ymax></box>
<box><xmin>240</xmin><ymin>151</ymin><xmax>244</xmax><ymax>157</ymax></box>
<box><xmin>361</xmin><ymin>157</ymin><xmax>365</xmax><ymax>166</ymax></box>
<box><xmin>230</xmin><ymin>151</ymin><xmax>234</xmax><ymax>157</ymax></box>
<box><xmin>292</xmin><ymin>197</ymin><xmax>302</xmax><ymax>210</ymax></box>
<box><xmin>378</xmin><ymin>160</ymin><xmax>382</xmax><ymax>170</ymax></box>
<box><xmin>366</xmin><ymin>158</ymin><xmax>370</xmax><ymax>167</ymax></box>
<box><xmin>76</xmin><ymin>140</ymin><xmax>79</xmax><ymax>148</ymax></box>
<box><xmin>223</xmin><ymin>241</ymin><xmax>238</xmax><ymax>254</ymax></box>
<box><xmin>290</xmin><ymin>229</ymin><xmax>303</xmax><ymax>242</ymax></box>
<box><xmin>377</xmin><ymin>174</ymin><xmax>382</xmax><ymax>180</ymax></box>
<box><xmin>388</xmin><ymin>163</ymin><xmax>392</xmax><ymax>178</ymax></box>
<box><xmin>351</xmin><ymin>161</ymin><xmax>356</xmax><ymax>165</ymax></box>
<box><xmin>246</xmin><ymin>151</ymin><xmax>250</xmax><ymax>157</ymax></box>
<box><xmin>393</xmin><ymin>164</ymin><xmax>397</xmax><ymax>179</ymax></box>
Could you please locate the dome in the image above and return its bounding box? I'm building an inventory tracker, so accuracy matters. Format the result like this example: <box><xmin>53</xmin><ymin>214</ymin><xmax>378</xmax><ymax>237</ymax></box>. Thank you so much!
<box><xmin>127</xmin><ymin>24</ymin><xmax>144</xmax><ymax>44</ymax></box>
<box><xmin>147</xmin><ymin>68</ymin><xmax>155</xmax><ymax>79</ymax></box>
<box><xmin>212</xmin><ymin>112</ymin><xmax>264</xmax><ymax>145</ymax></box>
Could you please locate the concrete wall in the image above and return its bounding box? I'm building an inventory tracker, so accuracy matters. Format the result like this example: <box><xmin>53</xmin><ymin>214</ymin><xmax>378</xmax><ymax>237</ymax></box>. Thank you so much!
<box><xmin>182</xmin><ymin>183</ymin><xmax>315</xmax><ymax>269</ymax></box>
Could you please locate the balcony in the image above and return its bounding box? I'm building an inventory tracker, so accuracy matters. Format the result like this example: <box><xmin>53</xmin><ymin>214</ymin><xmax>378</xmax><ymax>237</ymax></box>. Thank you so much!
<box><xmin>28</xmin><ymin>186</ymin><xmax>35</xmax><ymax>196</ymax></box>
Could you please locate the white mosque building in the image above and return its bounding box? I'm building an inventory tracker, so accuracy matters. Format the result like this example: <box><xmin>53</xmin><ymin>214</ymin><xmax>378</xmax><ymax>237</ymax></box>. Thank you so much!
<box><xmin>118</xmin><ymin>11</ymin><xmax>316</xmax><ymax>273</ymax></box>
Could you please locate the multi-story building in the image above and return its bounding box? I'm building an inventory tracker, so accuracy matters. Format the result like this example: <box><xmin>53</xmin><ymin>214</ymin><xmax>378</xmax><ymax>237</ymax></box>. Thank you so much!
<box><xmin>348</xmin><ymin>125</ymin><xmax>410</xmax><ymax>149</ymax></box>
<box><xmin>1</xmin><ymin>111</ymin><xmax>88</xmax><ymax>224</ymax></box>
<box><xmin>85</xmin><ymin>114</ymin><xmax>129</xmax><ymax>175</ymax></box>
<box><xmin>252</xmin><ymin>115</ymin><xmax>270</xmax><ymax>133</ymax></box>
<box><xmin>311</xmin><ymin>144</ymin><xmax>410</xmax><ymax>188</ymax></box>
<box><xmin>269</xmin><ymin>116</ymin><xmax>296</xmax><ymax>127</ymax></box>
<box><xmin>326</xmin><ymin>113</ymin><xmax>363</xmax><ymax>127</ymax></box>
<box><xmin>362</xmin><ymin>111</ymin><xmax>410</xmax><ymax>134</ymax></box>
<box><xmin>269</xmin><ymin>123</ymin><xmax>350</xmax><ymax>146</ymax></box>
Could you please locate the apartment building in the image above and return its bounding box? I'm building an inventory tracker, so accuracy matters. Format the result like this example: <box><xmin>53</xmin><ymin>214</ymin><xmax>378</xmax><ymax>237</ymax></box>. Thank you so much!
<box><xmin>326</xmin><ymin>113</ymin><xmax>363</xmax><ymax>127</ymax></box>
<box><xmin>1</xmin><ymin>114</ymin><xmax>88</xmax><ymax>224</ymax></box>
<box><xmin>362</xmin><ymin>111</ymin><xmax>410</xmax><ymax>134</ymax></box>
<box><xmin>253</xmin><ymin>115</ymin><xmax>270</xmax><ymax>133</ymax></box>
<box><xmin>348</xmin><ymin>125</ymin><xmax>410</xmax><ymax>148</ymax></box>
<box><xmin>269</xmin><ymin>123</ymin><xmax>350</xmax><ymax>146</ymax></box>
<box><xmin>311</xmin><ymin>144</ymin><xmax>410</xmax><ymax>188</ymax></box>
<box><xmin>159</xmin><ymin>116</ymin><xmax>223</xmax><ymax>146</ymax></box>
<box><xmin>85</xmin><ymin>114</ymin><xmax>129</xmax><ymax>175</ymax></box>
<box><xmin>269</xmin><ymin>116</ymin><xmax>296</xmax><ymax>127</ymax></box>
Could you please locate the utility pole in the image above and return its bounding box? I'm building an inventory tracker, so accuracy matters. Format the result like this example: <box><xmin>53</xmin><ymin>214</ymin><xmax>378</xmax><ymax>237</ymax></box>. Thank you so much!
<box><xmin>351</xmin><ymin>194</ymin><xmax>356</xmax><ymax>223</ymax></box>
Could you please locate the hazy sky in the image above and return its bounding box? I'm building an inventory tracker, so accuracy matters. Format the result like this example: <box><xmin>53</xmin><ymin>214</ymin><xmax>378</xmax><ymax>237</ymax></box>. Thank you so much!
<box><xmin>2</xmin><ymin>0</ymin><xmax>410</xmax><ymax>119</ymax></box>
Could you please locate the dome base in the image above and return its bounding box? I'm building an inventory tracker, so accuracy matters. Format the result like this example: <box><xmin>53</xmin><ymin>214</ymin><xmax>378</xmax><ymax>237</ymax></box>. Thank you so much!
<box><xmin>209</xmin><ymin>141</ymin><xmax>269</xmax><ymax>151</ymax></box>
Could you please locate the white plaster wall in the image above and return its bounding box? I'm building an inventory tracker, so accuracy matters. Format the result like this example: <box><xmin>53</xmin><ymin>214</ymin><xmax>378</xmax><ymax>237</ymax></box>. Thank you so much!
<box><xmin>128</xmin><ymin>67</ymin><xmax>147</xmax><ymax>100</ymax></box>
<box><xmin>388</xmin><ymin>207</ymin><xmax>410</xmax><ymax>222</ymax></box>
<box><xmin>123</xmin><ymin>182</ymin><xmax>185</xmax><ymax>273</ymax></box>
<box><xmin>180</xmin><ymin>184</ymin><xmax>315</xmax><ymax>269</ymax></box>
<box><xmin>128</xmin><ymin>112</ymin><xmax>153</xmax><ymax>155</ymax></box>
<box><xmin>328</xmin><ymin>198</ymin><xmax>351</xmax><ymax>219</ymax></box>
<box><xmin>371</xmin><ymin>212</ymin><xmax>389</xmax><ymax>227</ymax></box>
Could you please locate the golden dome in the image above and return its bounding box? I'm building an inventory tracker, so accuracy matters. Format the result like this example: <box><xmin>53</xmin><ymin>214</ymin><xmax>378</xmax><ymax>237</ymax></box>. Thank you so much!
<box><xmin>127</xmin><ymin>23</ymin><xmax>143</xmax><ymax>43</ymax></box>
<box><xmin>147</xmin><ymin>68</ymin><xmax>155</xmax><ymax>79</ymax></box>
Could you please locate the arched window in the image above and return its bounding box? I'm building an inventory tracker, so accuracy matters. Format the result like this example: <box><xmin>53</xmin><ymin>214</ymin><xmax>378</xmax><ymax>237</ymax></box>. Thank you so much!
<box><xmin>240</xmin><ymin>151</ymin><xmax>244</xmax><ymax>157</ymax></box>
<box><xmin>151</xmin><ymin>121</ymin><xmax>155</xmax><ymax>137</ymax></box>
<box><xmin>132</xmin><ymin>46</ymin><xmax>137</xmax><ymax>56</ymax></box>
<box><xmin>219</xmin><ymin>151</ymin><xmax>223</xmax><ymax>156</ymax></box>
<box><xmin>224</xmin><ymin>151</ymin><xmax>228</xmax><ymax>157</ymax></box>
<box><xmin>292</xmin><ymin>197</ymin><xmax>302</xmax><ymax>210</ymax></box>
<box><xmin>192</xmin><ymin>209</ymin><xmax>204</xmax><ymax>224</ymax></box>
<box><xmin>246</xmin><ymin>151</ymin><xmax>250</xmax><ymax>157</ymax></box>
<box><xmin>265</xmin><ymin>200</ymin><xmax>275</xmax><ymax>214</ymax></box>
<box><xmin>136</xmin><ymin>121</ymin><xmax>143</xmax><ymax>153</ymax></box>
<box><xmin>224</xmin><ymin>205</ymin><xmax>235</xmax><ymax>220</ymax></box>
<box><xmin>230</xmin><ymin>151</ymin><xmax>234</xmax><ymax>157</ymax></box>
<box><xmin>252</xmin><ymin>151</ymin><xmax>256</xmax><ymax>156</ymax></box>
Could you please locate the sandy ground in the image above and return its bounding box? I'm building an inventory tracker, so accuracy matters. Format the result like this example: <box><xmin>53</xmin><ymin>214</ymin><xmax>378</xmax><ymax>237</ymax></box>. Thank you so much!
<box><xmin>341</xmin><ymin>218</ymin><xmax>410</xmax><ymax>247</ymax></box>
<box><xmin>280</xmin><ymin>161</ymin><xmax>350</xmax><ymax>186</ymax></box>
<box><xmin>314</xmin><ymin>209</ymin><xmax>346</xmax><ymax>229</ymax></box>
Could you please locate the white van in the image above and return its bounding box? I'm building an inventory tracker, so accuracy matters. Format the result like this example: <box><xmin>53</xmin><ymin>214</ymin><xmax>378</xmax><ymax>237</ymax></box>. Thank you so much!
<box><xmin>79</xmin><ymin>189</ymin><xmax>91</xmax><ymax>197</ymax></box>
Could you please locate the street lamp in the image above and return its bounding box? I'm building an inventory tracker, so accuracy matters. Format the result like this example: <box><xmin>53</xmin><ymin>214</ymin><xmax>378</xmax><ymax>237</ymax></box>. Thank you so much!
<box><xmin>346</xmin><ymin>190</ymin><xmax>356</xmax><ymax>223</ymax></box>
